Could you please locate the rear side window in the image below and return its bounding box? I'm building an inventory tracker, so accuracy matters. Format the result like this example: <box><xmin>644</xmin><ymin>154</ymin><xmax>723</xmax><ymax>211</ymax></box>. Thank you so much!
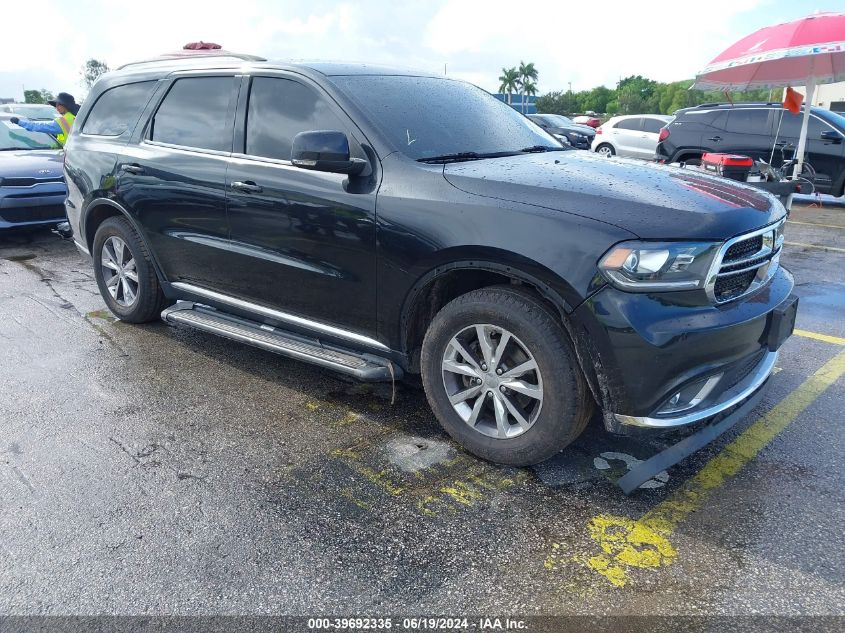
<box><xmin>725</xmin><ymin>109</ymin><xmax>771</xmax><ymax>135</ymax></box>
<box><xmin>245</xmin><ymin>77</ymin><xmax>347</xmax><ymax>161</ymax></box>
<box><xmin>614</xmin><ymin>118</ymin><xmax>641</xmax><ymax>131</ymax></box>
<box><xmin>149</xmin><ymin>77</ymin><xmax>236</xmax><ymax>151</ymax></box>
<box><xmin>82</xmin><ymin>81</ymin><xmax>156</xmax><ymax>136</ymax></box>
<box><xmin>642</xmin><ymin>118</ymin><xmax>665</xmax><ymax>134</ymax></box>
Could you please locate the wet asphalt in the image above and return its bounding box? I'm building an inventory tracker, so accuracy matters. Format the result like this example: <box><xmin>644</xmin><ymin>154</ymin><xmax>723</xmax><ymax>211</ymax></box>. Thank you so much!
<box><xmin>0</xmin><ymin>200</ymin><xmax>843</xmax><ymax>617</ymax></box>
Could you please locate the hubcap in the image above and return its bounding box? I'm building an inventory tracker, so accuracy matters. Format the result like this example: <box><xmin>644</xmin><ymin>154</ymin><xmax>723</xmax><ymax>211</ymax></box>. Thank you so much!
<box><xmin>598</xmin><ymin>146</ymin><xmax>612</xmax><ymax>157</ymax></box>
<box><xmin>100</xmin><ymin>236</ymin><xmax>138</xmax><ymax>307</ymax></box>
<box><xmin>441</xmin><ymin>324</ymin><xmax>543</xmax><ymax>439</ymax></box>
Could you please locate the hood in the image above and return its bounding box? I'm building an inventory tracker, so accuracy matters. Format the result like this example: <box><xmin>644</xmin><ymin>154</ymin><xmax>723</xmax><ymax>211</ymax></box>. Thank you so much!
<box><xmin>443</xmin><ymin>151</ymin><xmax>784</xmax><ymax>240</ymax></box>
<box><xmin>548</xmin><ymin>123</ymin><xmax>595</xmax><ymax>137</ymax></box>
<box><xmin>0</xmin><ymin>150</ymin><xmax>64</xmax><ymax>181</ymax></box>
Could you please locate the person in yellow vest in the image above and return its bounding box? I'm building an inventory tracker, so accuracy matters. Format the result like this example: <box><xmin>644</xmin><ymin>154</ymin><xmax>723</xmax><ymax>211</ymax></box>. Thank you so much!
<box><xmin>9</xmin><ymin>92</ymin><xmax>79</xmax><ymax>147</ymax></box>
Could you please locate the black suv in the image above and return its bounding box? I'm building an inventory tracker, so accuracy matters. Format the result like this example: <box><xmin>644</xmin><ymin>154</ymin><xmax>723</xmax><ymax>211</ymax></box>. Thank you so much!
<box><xmin>64</xmin><ymin>55</ymin><xmax>797</xmax><ymax>467</ymax></box>
<box><xmin>656</xmin><ymin>102</ymin><xmax>845</xmax><ymax>196</ymax></box>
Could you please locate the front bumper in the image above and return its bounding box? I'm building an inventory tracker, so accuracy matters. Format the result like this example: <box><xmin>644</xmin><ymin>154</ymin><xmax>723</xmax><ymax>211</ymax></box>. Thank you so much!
<box><xmin>0</xmin><ymin>185</ymin><xmax>67</xmax><ymax>229</ymax></box>
<box><xmin>570</xmin><ymin>266</ymin><xmax>795</xmax><ymax>432</ymax></box>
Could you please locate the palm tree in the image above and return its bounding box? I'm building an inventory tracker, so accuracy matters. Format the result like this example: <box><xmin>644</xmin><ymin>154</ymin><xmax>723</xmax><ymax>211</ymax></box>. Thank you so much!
<box><xmin>522</xmin><ymin>80</ymin><xmax>538</xmax><ymax>110</ymax></box>
<box><xmin>498</xmin><ymin>67</ymin><xmax>519</xmax><ymax>105</ymax></box>
<box><xmin>518</xmin><ymin>61</ymin><xmax>538</xmax><ymax>113</ymax></box>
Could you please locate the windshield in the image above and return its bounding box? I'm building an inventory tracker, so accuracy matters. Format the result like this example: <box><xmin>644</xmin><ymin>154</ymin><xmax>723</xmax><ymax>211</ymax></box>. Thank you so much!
<box><xmin>7</xmin><ymin>105</ymin><xmax>57</xmax><ymax>120</ymax></box>
<box><xmin>331</xmin><ymin>75</ymin><xmax>558</xmax><ymax>160</ymax></box>
<box><xmin>0</xmin><ymin>121</ymin><xmax>60</xmax><ymax>150</ymax></box>
<box><xmin>544</xmin><ymin>114</ymin><xmax>574</xmax><ymax>126</ymax></box>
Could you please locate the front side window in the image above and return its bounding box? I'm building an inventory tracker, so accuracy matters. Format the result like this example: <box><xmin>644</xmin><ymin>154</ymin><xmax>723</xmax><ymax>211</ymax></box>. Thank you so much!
<box><xmin>245</xmin><ymin>77</ymin><xmax>347</xmax><ymax>161</ymax></box>
<box><xmin>614</xmin><ymin>118</ymin><xmax>641</xmax><ymax>131</ymax></box>
<box><xmin>149</xmin><ymin>77</ymin><xmax>235</xmax><ymax>151</ymax></box>
<box><xmin>83</xmin><ymin>81</ymin><xmax>157</xmax><ymax>136</ymax></box>
<box><xmin>331</xmin><ymin>75</ymin><xmax>556</xmax><ymax>160</ymax></box>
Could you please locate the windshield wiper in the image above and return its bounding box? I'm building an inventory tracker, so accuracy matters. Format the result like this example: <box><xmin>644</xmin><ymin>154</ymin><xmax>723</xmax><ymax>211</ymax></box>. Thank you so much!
<box><xmin>417</xmin><ymin>152</ymin><xmax>484</xmax><ymax>164</ymax></box>
<box><xmin>519</xmin><ymin>145</ymin><xmax>566</xmax><ymax>153</ymax></box>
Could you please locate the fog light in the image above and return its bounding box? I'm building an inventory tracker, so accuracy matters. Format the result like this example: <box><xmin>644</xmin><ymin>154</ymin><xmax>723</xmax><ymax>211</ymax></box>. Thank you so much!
<box><xmin>657</xmin><ymin>374</ymin><xmax>723</xmax><ymax>415</ymax></box>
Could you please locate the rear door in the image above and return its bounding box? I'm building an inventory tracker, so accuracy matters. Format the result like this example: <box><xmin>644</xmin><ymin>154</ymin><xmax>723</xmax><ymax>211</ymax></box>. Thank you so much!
<box><xmin>720</xmin><ymin>108</ymin><xmax>775</xmax><ymax>162</ymax></box>
<box><xmin>611</xmin><ymin>118</ymin><xmax>643</xmax><ymax>157</ymax></box>
<box><xmin>638</xmin><ymin>117</ymin><xmax>667</xmax><ymax>159</ymax></box>
<box><xmin>119</xmin><ymin>74</ymin><xmax>239</xmax><ymax>286</ymax></box>
<box><xmin>222</xmin><ymin>74</ymin><xmax>379</xmax><ymax>337</ymax></box>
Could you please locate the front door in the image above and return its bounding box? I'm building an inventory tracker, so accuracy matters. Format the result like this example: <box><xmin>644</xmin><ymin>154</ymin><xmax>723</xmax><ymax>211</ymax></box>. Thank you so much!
<box><xmin>222</xmin><ymin>75</ymin><xmax>379</xmax><ymax>338</ymax></box>
<box><xmin>118</xmin><ymin>75</ymin><xmax>239</xmax><ymax>286</ymax></box>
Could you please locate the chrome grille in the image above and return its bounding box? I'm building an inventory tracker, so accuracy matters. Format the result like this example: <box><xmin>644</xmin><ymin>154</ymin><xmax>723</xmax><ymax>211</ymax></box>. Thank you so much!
<box><xmin>708</xmin><ymin>220</ymin><xmax>784</xmax><ymax>304</ymax></box>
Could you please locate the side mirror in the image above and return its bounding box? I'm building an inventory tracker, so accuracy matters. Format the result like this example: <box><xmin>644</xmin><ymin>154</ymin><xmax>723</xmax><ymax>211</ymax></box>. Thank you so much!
<box><xmin>291</xmin><ymin>130</ymin><xmax>367</xmax><ymax>175</ymax></box>
<box><xmin>820</xmin><ymin>130</ymin><xmax>842</xmax><ymax>144</ymax></box>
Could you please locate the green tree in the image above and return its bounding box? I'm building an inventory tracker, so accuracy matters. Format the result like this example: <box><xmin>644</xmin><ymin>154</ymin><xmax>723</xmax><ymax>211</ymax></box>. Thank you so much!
<box><xmin>81</xmin><ymin>58</ymin><xmax>110</xmax><ymax>90</ymax></box>
<box><xmin>24</xmin><ymin>89</ymin><xmax>44</xmax><ymax>104</ymax></box>
<box><xmin>522</xmin><ymin>80</ymin><xmax>538</xmax><ymax>106</ymax></box>
<box><xmin>498</xmin><ymin>67</ymin><xmax>520</xmax><ymax>105</ymax></box>
<box><xmin>518</xmin><ymin>61</ymin><xmax>539</xmax><ymax>113</ymax></box>
<box><xmin>582</xmin><ymin>86</ymin><xmax>614</xmax><ymax>113</ymax></box>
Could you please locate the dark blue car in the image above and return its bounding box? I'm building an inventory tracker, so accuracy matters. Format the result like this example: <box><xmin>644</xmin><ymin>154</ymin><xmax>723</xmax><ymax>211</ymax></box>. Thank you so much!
<box><xmin>0</xmin><ymin>114</ymin><xmax>67</xmax><ymax>230</ymax></box>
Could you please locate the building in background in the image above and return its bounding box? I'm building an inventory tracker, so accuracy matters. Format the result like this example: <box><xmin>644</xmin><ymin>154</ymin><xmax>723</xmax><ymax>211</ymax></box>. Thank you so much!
<box><xmin>494</xmin><ymin>93</ymin><xmax>537</xmax><ymax>114</ymax></box>
<box><xmin>796</xmin><ymin>81</ymin><xmax>845</xmax><ymax>112</ymax></box>
<box><xmin>0</xmin><ymin>97</ymin><xmax>14</xmax><ymax>104</ymax></box>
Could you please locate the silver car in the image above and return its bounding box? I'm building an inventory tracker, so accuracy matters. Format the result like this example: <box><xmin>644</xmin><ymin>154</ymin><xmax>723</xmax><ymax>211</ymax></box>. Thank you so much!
<box><xmin>591</xmin><ymin>114</ymin><xmax>673</xmax><ymax>159</ymax></box>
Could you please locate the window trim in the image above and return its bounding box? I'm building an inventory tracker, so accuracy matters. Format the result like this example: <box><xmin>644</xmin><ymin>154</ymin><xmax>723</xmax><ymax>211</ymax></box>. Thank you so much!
<box><xmin>140</xmin><ymin>72</ymin><xmax>240</xmax><ymax>154</ymax></box>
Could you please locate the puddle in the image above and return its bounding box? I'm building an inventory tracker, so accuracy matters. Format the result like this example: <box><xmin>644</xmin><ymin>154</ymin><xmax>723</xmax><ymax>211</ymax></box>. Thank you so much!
<box><xmin>3</xmin><ymin>254</ymin><xmax>37</xmax><ymax>262</ymax></box>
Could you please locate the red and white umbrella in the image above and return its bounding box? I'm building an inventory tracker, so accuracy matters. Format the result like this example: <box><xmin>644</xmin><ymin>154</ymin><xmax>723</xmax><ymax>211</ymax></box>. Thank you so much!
<box><xmin>693</xmin><ymin>12</ymin><xmax>845</xmax><ymax>177</ymax></box>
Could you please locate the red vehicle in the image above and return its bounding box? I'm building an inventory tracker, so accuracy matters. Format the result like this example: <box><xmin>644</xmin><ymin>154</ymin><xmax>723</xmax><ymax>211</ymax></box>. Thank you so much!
<box><xmin>573</xmin><ymin>115</ymin><xmax>601</xmax><ymax>128</ymax></box>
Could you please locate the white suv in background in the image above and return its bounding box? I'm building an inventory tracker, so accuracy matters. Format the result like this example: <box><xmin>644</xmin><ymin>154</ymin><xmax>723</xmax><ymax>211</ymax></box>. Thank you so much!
<box><xmin>592</xmin><ymin>114</ymin><xmax>673</xmax><ymax>160</ymax></box>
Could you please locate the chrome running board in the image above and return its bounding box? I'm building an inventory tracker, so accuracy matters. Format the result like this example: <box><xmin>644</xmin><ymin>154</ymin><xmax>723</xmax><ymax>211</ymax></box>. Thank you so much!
<box><xmin>162</xmin><ymin>302</ymin><xmax>399</xmax><ymax>382</ymax></box>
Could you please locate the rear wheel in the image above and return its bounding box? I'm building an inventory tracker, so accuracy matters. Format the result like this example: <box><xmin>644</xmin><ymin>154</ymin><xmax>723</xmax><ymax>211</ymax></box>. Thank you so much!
<box><xmin>92</xmin><ymin>216</ymin><xmax>166</xmax><ymax>323</ymax></box>
<box><xmin>596</xmin><ymin>143</ymin><xmax>615</xmax><ymax>157</ymax></box>
<box><xmin>420</xmin><ymin>287</ymin><xmax>593</xmax><ymax>466</ymax></box>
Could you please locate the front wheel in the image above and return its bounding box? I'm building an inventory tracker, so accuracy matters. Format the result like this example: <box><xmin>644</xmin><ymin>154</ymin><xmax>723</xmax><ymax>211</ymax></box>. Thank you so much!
<box><xmin>420</xmin><ymin>287</ymin><xmax>593</xmax><ymax>466</ymax></box>
<box><xmin>596</xmin><ymin>143</ymin><xmax>615</xmax><ymax>157</ymax></box>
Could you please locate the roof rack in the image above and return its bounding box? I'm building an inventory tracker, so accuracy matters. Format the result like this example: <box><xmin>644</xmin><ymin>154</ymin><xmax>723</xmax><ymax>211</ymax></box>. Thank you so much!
<box><xmin>117</xmin><ymin>51</ymin><xmax>266</xmax><ymax>70</ymax></box>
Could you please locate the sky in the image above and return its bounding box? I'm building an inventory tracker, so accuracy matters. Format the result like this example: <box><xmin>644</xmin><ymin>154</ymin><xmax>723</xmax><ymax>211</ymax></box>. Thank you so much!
<box><xmin>0</xmin><ymin>0</ymin><xmax>835</xmax><ymax>102</ymax></box>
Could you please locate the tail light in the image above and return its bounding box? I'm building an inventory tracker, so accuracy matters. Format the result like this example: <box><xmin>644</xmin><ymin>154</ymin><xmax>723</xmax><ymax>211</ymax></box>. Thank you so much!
<box><xmin>658</xmin><ymin>127</ymin><xmax>670</xmax><ymax>143</ymax></box>
<box><xmin>596</xmin><ymin>126</ymin><xmax>603</xmax><ymax>135</ymax></box>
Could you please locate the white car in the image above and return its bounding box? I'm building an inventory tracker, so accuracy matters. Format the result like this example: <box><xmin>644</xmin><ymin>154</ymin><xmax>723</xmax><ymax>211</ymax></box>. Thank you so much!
<box><xmin>591</xmin><ymin>114</ymin><xmax>673</xmax><ymax>160</ymax></box>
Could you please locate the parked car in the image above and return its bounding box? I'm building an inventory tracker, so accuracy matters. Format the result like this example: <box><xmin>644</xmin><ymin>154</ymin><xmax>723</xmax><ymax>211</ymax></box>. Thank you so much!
<box><xmin>573</xmin><ymin>115</ymin><xmax>601</xmax><ymax>128</ymax></box>
<box><xmin>655</xmin><ymin>103</ymin><xmax>845</xmax><ymax>196</ymax></box>
<box><xmin>0</xmin><ymin>114</ymin><xmax>66</xmax><ymax>231</ymax></box>
<box><xmin>592</xmin><ymin>114</ymin><xmax>673</xmax><ymax>159</ymax></box>
<box><xmin>0</xmin><ymin>103</ymin><xmax>57</xmax><ymax>120</ymax></box>
<box><xmin>527</xmin><ymin>114</ymin><xmax>595</xmax><ymax>149</ymax></box>
<box><xmin>64</xmin><ymin>56</ymin><xmax>795</xmax><ymax>467</ymax></box>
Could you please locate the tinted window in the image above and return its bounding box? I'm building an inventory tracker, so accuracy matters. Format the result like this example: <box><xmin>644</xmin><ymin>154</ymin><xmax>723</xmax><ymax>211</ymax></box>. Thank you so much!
<box><xmin>150</xmin><ymin>77</ymin><xmax>235</xmax><ymax>151</ymax></box>
<box><xmin>245</xmin><ymin>77</ymin><xmax>347</xmax><ymax>161</ymax></box>
<box><xmin>614</xmin><ymin>118</ymin><xmax>641</xmax><ymax>131</ymax></box>
<box><xmin>725</xmin><ymin>109</ymin><xmax>770</xmax><ymax>135</ymax></box>
<box><xmin>642</xmin><ymin>118</ymin><xmax>666</xmax><ymax>134</ymax></box>
<box><xmin>82</xmin><ymin>81</ymin><xmax>156</xmax><ymax>136</ymax></box>
<box><xmin>331</xmin><ymin>76</ymin><xmax>556</xmax><ymax>160</ymax></box>
<box><xmin>778</xmin><ymin>111</ymin><xmax>830</xmax><ymax>139</ymax></box>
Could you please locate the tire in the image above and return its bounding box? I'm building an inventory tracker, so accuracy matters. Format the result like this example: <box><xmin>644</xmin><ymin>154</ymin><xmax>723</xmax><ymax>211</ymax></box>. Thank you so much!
<box><xmin>92</xmin><ymin>216</ymin><xmax>167</xmax><ymax>323</ymax></box>
<box><xmin>420</xmin><ymin>286</ymin><xmax>593</xmax><ymax>466</ymax></box>
<box><xmin>595</xmin><ymin>143</ymin><xmax>615</xmax><ymax>157</ymax></box>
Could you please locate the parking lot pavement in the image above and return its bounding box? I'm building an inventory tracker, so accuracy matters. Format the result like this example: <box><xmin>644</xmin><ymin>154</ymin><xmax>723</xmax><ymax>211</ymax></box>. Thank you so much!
<box><xmin>0</xmin><ymin>203</ymin><xmax>843</xmax><ymax>616</ymax></box>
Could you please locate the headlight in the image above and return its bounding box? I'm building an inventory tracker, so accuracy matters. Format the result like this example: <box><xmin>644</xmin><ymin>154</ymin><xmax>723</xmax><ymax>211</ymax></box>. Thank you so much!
<box><xmin>553</xmin><ymin>134</ymin><xmax>571</xmax><ymax>146</ymax></box>
<box><xmin>598</xmin><ymin>241</ymin><xmax>721</xmax><ymax>291</ymax></box>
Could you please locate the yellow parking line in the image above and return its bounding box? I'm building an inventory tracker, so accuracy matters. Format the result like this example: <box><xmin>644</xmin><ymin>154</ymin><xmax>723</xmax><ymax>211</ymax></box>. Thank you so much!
<box><xmin>795</xmin><ymin>329</ymin><xmax>845</xmax><ymax>346</ymax></box>
<box><xmin>551</xmin><ymin>349</ymin><xmax>845</xmax><ymax>588</ymax></box>
<box><xmin>784</xmin><ymin>241</ymin><xmax>845</xmax><ymax>254</ymax></box>
<box><xmin>787</xmin><ymin>219</ymin><xmax>845</xmax><ymax>230</ymax></box>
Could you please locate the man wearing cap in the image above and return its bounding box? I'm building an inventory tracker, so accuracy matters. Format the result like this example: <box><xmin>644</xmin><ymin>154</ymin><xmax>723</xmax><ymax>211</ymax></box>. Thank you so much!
<box><xmin>9</xmin><ymin>92</ymin><xmax>80</xmax><ymax>147</ymax></box>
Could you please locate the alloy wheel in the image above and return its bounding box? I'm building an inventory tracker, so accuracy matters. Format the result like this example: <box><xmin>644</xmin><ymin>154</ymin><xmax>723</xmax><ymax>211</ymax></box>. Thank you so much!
<box><xmin>597</xmin><ymin>146</ymin><xmax>613</xmax><ymax>157</ymax></box>
<box><xmin>100</xmin><ymin>236</ymin><xmax>139</xmax><ymax>307</ymax></box>
<box><xmin>441</xmin><ymin>324</ymin><xmax>543</xmax><ymax>439</ymax></box>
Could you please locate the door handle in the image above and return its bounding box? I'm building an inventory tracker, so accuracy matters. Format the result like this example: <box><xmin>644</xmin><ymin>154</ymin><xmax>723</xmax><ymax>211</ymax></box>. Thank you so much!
<box><xmin>707</xmin><ymin>136</ymin><xmax>722</xmax><ymax>142</ymax></box>
<box><xmin>121</xmin><ymin>164</ymin><xmax>144</xmax><ymax>174</ymax></box>
<box><xmin>231</xmin><ymin>181</ymin><xmax>263</xmax><ymax>194</ymax></box>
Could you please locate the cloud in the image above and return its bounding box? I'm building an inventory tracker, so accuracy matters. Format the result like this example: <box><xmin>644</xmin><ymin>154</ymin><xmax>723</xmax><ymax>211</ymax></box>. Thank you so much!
<box><xmin>0</xmin><ymin>0</ymin><xmax>819</xmax><ymax>101</ymax></box>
